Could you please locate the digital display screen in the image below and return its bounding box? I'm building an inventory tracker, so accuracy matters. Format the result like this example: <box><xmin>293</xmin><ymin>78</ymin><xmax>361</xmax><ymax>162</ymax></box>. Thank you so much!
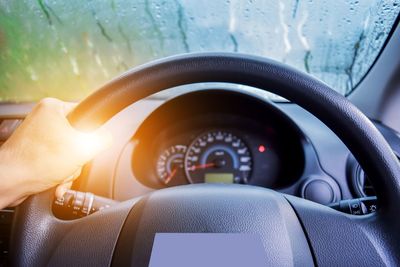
<box><xmin>204</xmin><ymin>173</ymin><xmax>234</xmax><ymax>183</ymax></box>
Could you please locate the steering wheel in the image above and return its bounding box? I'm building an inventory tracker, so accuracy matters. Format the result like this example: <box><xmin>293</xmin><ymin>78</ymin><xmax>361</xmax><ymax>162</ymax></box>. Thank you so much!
<box><xmin>10</xmin><ymin>53</ymin><xmax>400</xmax><ymax>266</ymax></box>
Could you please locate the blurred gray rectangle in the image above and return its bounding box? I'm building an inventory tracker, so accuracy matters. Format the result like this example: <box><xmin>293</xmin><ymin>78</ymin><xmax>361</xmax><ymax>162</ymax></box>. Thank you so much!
<box><xmin>149</xmin><ymin>233</ymin><xmax>266</xmax><ymax>267</ymax></box>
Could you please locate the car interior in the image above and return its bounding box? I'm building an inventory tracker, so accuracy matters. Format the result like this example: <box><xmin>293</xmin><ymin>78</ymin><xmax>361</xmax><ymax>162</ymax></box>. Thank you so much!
<box><xmin>1</xmin><ymin>1</ymin><xmax>400</xmax><ymax>266</ymax></box>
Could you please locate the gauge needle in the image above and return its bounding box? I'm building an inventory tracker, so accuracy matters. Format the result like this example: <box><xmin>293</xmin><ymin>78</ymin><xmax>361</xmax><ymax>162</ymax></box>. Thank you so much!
<box><xmin>189</xmin><ymin>162</ymin><xmax>216</xmax><ymax>171</ymax></box>
<box><xmin>164</xmin><ymin>167</ymin><xmax>177</xmax><ymax>184</ymax></box>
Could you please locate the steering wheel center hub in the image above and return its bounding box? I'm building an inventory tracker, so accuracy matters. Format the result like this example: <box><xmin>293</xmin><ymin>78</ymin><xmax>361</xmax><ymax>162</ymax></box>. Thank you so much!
<box><xmin>112</xmin><ymin>184</ymin><xmax>314</xmax><ymax>266</ymax></box>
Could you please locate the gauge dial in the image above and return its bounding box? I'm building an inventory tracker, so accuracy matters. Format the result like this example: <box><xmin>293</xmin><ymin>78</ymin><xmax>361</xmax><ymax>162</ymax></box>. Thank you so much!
<box><xmin>184</xmin><ymin>130</ymin><xmax>252</xmax><ymax>184</ymax></box>
<box><xmin>156</xmin><ymin>145</ymin><xmax>187</xmax><ymax>185</ymax></box>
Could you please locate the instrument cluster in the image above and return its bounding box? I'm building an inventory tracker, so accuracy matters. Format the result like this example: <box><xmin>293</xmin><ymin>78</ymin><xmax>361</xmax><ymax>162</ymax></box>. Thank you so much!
<box><xmin>154</xmin><ymin>128</ymin><xmax>280</xmax><ymax>187</ymax></box>
<box><xmin>131</xmin><ymin>90</ymin><xmax>306</xmax><ymax>190</ymax></box>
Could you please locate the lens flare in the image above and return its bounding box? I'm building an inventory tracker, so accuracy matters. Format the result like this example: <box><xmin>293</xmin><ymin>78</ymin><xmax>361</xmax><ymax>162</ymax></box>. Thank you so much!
<box><xmin>74</xmin><ymin>129</ymin><xmax>112</xmax><ymax>159</ymax></box>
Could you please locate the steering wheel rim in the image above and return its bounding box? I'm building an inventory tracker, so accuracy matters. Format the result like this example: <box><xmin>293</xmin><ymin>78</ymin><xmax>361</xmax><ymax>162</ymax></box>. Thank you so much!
<box><xmin>11</xmin><ymin>53</ymin><xmax>400</xmax><ymax>266</ymax></box>
<box><xmin>68</xmin><ymin>52</ymin><xmax>400</xmax><ymax>214</ymax></box>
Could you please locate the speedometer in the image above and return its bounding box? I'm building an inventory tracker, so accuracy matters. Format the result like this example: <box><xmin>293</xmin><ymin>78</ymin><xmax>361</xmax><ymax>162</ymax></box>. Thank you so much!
<box><xmin>184</xmin><ymin>130</ymin><xmax>252</xmax><ymax>184</ymax></box>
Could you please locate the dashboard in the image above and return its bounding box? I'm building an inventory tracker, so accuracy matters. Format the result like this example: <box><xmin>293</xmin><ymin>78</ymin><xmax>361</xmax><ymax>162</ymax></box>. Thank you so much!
<box><xmin>2</xmin><ymin>87</ymin><xmax>399</xmax><ymax>207</ymax></box>
<box><xmin>110</xmin><ymin>89</ymin><xmax>346</xmax><ymax>205</ymax></box>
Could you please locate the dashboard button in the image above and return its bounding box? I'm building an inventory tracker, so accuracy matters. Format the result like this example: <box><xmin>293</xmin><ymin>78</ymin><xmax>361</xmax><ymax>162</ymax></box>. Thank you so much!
<box><xmin>302</xmin><ymin>179</ymin><xmax>335</xmax><ymax>205</ymax></box>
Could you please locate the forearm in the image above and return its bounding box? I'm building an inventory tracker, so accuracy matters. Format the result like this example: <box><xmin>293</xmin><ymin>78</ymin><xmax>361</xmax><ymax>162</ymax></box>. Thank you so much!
<box><xmin>0</xmin><ymin>150</ymin><xmax>29</xmax><ymax>210</ymax></box>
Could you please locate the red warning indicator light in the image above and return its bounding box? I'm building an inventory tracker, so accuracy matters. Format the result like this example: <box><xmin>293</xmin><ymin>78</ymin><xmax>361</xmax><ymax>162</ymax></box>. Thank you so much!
<box><xmin>258</xmin><ymin>145</ymin><xmax>266</xmax><ymax>153</ymax></box>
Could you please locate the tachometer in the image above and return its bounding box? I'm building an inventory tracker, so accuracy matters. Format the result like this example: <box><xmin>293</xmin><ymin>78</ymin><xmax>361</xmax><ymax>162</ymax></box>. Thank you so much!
<box><xmin>184</xmin><ymin>130</ymin><xmax>252</xmax><ymax>184</ymax></box>
<box><xmin>156</xmin><ymin>145</ymin><xmax>187</xmax><ymax>185</ymax></box>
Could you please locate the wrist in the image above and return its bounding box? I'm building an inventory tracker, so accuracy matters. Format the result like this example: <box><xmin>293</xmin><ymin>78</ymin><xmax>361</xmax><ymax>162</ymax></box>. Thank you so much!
<box><xmin>0</xmin><ymin>149</ymin><xmax>31</xmax><ymax>208</ymax></box>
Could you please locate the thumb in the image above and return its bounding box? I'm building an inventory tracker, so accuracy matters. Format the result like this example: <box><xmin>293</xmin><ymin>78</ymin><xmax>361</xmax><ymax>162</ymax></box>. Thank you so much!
<box><xmin>73</xmin><ymin>127</ymin><xmax>113</xmax><ymax>162</ymax></box>
<box><xmin>55</xmin><ymin>181</ymin><xmax>73</xmax><ymax>199</ymax></box>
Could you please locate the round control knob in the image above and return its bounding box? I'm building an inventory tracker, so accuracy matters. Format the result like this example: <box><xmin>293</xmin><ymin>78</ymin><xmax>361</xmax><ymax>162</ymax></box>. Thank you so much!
<box><xmin>301</xmin><ymin>179</ymin><xmax>335</xmax><ymax>205</ymax></box>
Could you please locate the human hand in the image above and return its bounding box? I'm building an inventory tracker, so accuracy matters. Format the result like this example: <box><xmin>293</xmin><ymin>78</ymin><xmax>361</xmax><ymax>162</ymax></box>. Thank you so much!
<box><xmin>0</xmin><ymin>98</ymin><xmax>111</xmax><ymax>208</ymax></box>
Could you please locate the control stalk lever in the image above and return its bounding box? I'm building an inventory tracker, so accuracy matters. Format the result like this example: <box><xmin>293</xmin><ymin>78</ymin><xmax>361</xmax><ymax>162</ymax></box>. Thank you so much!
<box><xmin>329</xmin><ymin>196</ymin><xmax>377</xmax><ymax>215</ymax></box>
<box><xmin>53</xmin><ymin>190</ymin><xmax>118</xmax><ymax>220</ymax></box>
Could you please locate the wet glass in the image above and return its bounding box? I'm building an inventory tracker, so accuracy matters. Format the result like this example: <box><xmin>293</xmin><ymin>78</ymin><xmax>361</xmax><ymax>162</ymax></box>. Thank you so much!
<box><xmin>0</xmin><ymin>0</ymin><xmax>399</xmax><ymax>102</ymax></box>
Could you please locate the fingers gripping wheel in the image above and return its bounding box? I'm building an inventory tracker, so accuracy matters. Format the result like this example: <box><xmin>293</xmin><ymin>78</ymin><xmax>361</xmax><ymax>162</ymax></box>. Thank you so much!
<box><xmin>12</xmin><ymin>53</ymin><xmax>400</xmax><ymax>266</ymax></box>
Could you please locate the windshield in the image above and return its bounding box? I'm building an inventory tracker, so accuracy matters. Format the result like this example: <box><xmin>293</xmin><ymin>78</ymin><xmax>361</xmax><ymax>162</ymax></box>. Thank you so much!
<box><xmin>0</xmin><ymin>1</ymin><xmax>399</xmax><ymax>102</ymax></box>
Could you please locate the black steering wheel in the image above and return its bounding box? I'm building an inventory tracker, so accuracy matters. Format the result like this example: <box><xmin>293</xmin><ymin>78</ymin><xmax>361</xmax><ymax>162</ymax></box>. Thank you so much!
<box><xmin>10</xmin><ymin>53</ymin><xmax>400</xmax><ymax>266</ymax></box>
